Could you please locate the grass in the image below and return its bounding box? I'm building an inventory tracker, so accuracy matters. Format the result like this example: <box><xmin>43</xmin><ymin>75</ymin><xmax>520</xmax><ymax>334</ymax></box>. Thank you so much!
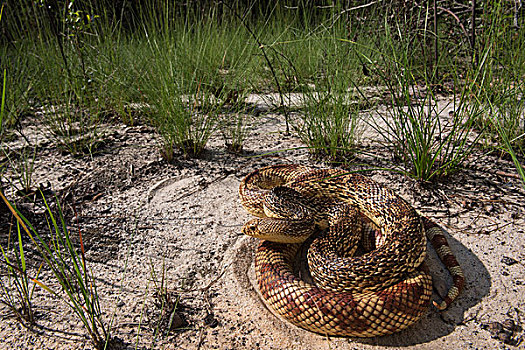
<box><xmin>471</xmin><ymin>1</ymin><xmax>525</xmax><ymax>155</ymax></box>
<box><xmin>471</xmin><ymin>44</ymin><xmax>525</xmax><ymax>186</ymax></box>
<box><xmin>219</xmin><ymin>109</ymin><xmax>253</xmax><ymax>154</ymax></box>
<box><xmin>142</xmin><ymin>75</ymin><xmax>220</xmax><ymax>160</ymax></box>
<box><xmin>460</xmin><ymin>0</ymin><xmax>525</xmax><ymax>185</ymax></box>
<box><xmin>295</xmin><ymin>73</ymin><xmax>361</xmax><ymax>161</ymax></box>
<box><xmin>149</xmin><ymin>258</ymin><xmax>182</xmax><ymax>341</ymax></box>
<box><xmin>0</xmin><ymin>217</ymin><xmax>41</xmax><ymax>328</ymax></box>
<box><xmin>0</xmin><ymin>1</ymin><xmax>524</xmax><ymax>347</ymax></box>
<box><xmin>0</xmin><ymin>192</ymin><xmax>111</xmax><ymax>349</ymax></box>
<box><xmin>0</xmin><ymin>45</ymin><xmax>6</xmax><ymax>187</ymax></box>
<box><xmin>354</xmin><ymin>12</ymin><xmax>485</xmax><ymax>181</ymax></box>
<box><xmin>2</xmin><ymin>145</ymin><xmax>37</xmax><ymax>196</ymax></box>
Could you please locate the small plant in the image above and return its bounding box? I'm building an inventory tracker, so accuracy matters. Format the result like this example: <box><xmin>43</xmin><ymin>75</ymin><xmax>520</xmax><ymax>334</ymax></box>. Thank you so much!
<box><xmin>0</xmin><ymin>218</ymin><xmax>42</xmax><ymax>328</ymax></box>
<box><xmin>0</xmin><ymin>192</ymin><xmax>111</xmax><ymax>349</ymax></box>
<box><xmin>30</xmin><ymin>0</ymin><xmax>107</xmax><ymax>158</ymax></box>
<box><xmin>488</xmin><ymin>108</ymin><xmax>525</xmax><ymax>187</ymax></box>
<box><xmin>217</xmin><ymin>86</ymin><xmax>252</xmax><ymax>153</ymax></box>
<box><xmin>295</xmin><ymin>76</ymin><xmax>361</xmax><ymax>161</ymax></box>
<box><xmin>220</xmin><ymin>112</ymin><xmax>252</xmax><ymax>154</ymax></box>
<box><xmin>469</xmin><ymin>10</ymin><xmax>525</xmax><ymax>157</ymax></box>
<box><xmin>141</xmin><ymin>30</ymin><xmax>221</xmax><ymax>160</ymax></box>
<box><xmin>148</xmin><ymin>82</ymin><xmax>219</xmax><ymax>160</ymax></box>
<box><xmin>2</xmin><ymin>145</ymin><xmax>38</xmax><ymax>196</ymax></box>
<box><xmin>471</xmin><ymin>49</ymin><xmax>525</xmax><ymax>187</ymax></box>
<box><xmin>42</xmin><ymin>93</ymin><xmax>105</xmax><ymax>157</ymax></box>
<box><xmin>149</xmin><ymin>258</ymin><xmax>182</xmax><ymax>342</ymax></box>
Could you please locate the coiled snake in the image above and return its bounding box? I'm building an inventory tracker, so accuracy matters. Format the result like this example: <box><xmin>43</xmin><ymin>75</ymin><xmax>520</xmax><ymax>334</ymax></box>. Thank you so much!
<box><xmin>239</xmin><ymin>164</ymin><xmax>464</xmax><ymax>337</ymax></box>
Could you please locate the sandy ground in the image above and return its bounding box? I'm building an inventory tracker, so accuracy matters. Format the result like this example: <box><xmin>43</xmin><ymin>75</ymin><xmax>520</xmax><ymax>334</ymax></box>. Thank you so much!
<box><xmin>0</xmin><ymin>95</ymin><xmax>524</xmax><ymax>349</ymax></box>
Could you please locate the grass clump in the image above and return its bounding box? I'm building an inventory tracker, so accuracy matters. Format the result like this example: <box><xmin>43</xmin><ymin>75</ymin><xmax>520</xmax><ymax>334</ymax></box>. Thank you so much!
<box><xmin>42</xmin><ymin>89</ymin><xmax>106</xmax><ymax>157</ymax></box>
<box><xmin>296</xmin><ymin>77</ymin><xmax>361</xmax><ymax>161</ymax></box>
<box><xmin>471</xmin><ymin>2</ymin><xmax>525</xmax><ymax>154</ymax></box>
<box><xmin>0</xmin><ymin>218</ymin><xmax>41</xmax><ymax>328</ymax></box>
<box><xmin>0</xmin><ymin>192</ymin><xmax>111</xmax><ymax>349</ymax></box>
<box><xmin>356</xmin><ymin>15</ymin><xmax>481</xmax><ymax>181</ymax></box>
<box><xmin>461</xmin><ymin>0</ymin><xmax>525</xmax><ymax>186</ymax></box>
<box><xmin>140</xmin><ymin>9</ymin><xmax>258</xmax><ymax>159</ymax></box>
<box><xmin>219</xmin><ymin>111</ymin><xmax>253</xmax><ymax>154</ymax></box>
<box><xmin>470</xmin><ymin>48</ymin><xmax>525</xmax><ymax>186</ymax></box>
<box><xmin>145</xmin><ymin>79</ymin><xmax>220</xmax><ymax>160</ymax></box>
<box><xmin>2</xmin><ymin>145</ymin><xmax>38</xmax><ymax>196</ymax></box>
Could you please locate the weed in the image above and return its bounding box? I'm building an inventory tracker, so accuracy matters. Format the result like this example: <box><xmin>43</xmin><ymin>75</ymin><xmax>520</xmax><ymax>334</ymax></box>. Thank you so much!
<box><xmin>146</xmin><ymin>81</ymin><xmax>220</xmax><ymax>160</ymax></box>
<box><xmin>2</xmin><ymin>145</ymin><xmax>38</xmax><ymax>196</ymax></box>
<box><xmin>470</xmin><ymin>1</ymin><xmax>525</xmax><ymax>155</ymax></box>
<box><xmin>471</xmin><ymin>47</ymin><xmax>525</xmax><ymax>186</ymax></box>
<box><xmin>217</xmin><ymin>87</ymin><xmax>253</xmax><ymax>153</ymax></box>
<box><xmin>140</xmin><ymin>22</ymin><xmax>228</xmax><ymax>159</ymax></box>
<box><xmin>42</xmin><ymin>92</ymin><xmax>106</xmax><ymax>157</ymax></box>
<box><xmin>464</xmin><ymin>1</ymin><xmax>525</xmax><ymax>184</ymax></box>
<box><xmin>220</xmin><ymin>112</ymin><xmax>252</xmax><ymax>154</ymax></box>
<box><xmin>487</xmin><ymin>107</ymin><xmax>525</xmax><ymax>187</ymax></box>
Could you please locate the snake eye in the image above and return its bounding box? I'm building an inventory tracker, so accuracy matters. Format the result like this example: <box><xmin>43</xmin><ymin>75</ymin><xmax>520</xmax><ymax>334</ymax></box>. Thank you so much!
<box><xmin>244</xmin><ymin>220</ymin><xmax>259</xmax><ymax>235</ymax></box>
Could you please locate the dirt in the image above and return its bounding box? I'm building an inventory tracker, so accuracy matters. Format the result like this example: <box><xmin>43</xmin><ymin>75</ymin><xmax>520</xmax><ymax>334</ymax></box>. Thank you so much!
<box><xmin>0</xmin><ymin>97</ymin><xmax>524</xmax><ymax>349</ymax></box>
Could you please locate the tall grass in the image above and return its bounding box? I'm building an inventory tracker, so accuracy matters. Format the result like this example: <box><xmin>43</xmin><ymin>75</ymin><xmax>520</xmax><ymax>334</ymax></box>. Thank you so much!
<box><xmin>0</xmin><ymin>3</ymin><xmax>38</xmax><ymax>330</ymax></box>
<box><xmin>359</xmin><ymin>15</ymin><xmax>481</xmax><ymax>181</ymax></box>
<box><xmin>137</xmin><ymin>3</ymin><xmax>263</xmax><ymax>159</ymax></box>
<box><xmin>463</xmin><ymin>0</ymin><xmax>525</xmax><ymax>185</ymax></box>
<box><xmin>2</xmin><ymin>0</ymin><xmax>523</xmax><ymax>168</ymax></box>
<box><xmin>472</xmin><ymin>0</ymin><xmax>525</xmax><ymax>150</ymax></box>
<box><xmin>138</xmin><ymin>29</ymin><xmax>218</xmax><ymax>158</ymax></box>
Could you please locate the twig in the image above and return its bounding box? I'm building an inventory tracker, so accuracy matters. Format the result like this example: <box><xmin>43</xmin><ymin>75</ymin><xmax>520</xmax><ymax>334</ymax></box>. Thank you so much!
<box><xmin>339</xmin><ymin>1</ymin><xmax>378</xmax><ymax>14</ymax></box>
<box><xmin>437</xmin><ymin>6</ymin><xmax>469</xmax><ymax>41</ymax></box>
<box><xmin>495</xmin><ymin>170</ymin><xmax>522</xmax><ymax>179</ymax></box>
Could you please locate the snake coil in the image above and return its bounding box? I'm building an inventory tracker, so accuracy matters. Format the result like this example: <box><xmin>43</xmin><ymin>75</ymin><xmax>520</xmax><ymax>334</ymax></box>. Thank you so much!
<box><xmin>239</xmin><ymin>164</ymin><xmax>464</xmax><ymax>337</ymax></box>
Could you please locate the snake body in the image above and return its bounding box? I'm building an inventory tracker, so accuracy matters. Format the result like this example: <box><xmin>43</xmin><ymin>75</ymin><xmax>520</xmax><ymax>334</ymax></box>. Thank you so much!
<box><xmin>239</xmin><ymin>164</ymin><xmax>464</xmax><ymax>337</ymax></box>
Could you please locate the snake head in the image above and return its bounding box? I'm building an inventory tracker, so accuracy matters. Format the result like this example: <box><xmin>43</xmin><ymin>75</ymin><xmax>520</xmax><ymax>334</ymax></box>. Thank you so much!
<box><xmin>242</xmin><ymin>217</ymin><xmax>314</xmax><ymax>243</ymax></box>
<box><xmin>243</xmin><ymin>218</ymin><xmax>261</xmax><ymax>237</ymax></box>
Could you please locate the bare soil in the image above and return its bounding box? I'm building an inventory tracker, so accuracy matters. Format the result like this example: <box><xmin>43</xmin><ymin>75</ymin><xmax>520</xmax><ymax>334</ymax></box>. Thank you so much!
<box><xmin>0</xmin><ymin>96</ymin><xmax>524</xmax><ymax>349</ymax></box>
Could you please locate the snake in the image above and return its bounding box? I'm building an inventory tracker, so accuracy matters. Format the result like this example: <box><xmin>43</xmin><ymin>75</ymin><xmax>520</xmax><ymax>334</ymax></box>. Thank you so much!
<box><xmin>239</xmin><ymin>164</ymin><xmax>464</xmax><ymax>337</ymax></box>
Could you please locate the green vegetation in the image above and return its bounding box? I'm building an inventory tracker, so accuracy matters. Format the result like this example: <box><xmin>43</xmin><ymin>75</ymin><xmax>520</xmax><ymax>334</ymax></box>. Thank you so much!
<box><xmin>1</xmin><ymin>192</ymin><xmax>110</xmax><ymax>348</ymax></box>
<box><xmin>0</xmin><ymin>0</ymin><xmax>524</xmax><ymax>347</ymax></box>
<box><xmin>0</xmin><ymin>215</ymin><xmax>41</xmax><ymax>328</ymax></box>
<box><xmin>359</xmin><ymin>18</ymin><xmax>484</xmax><ymax>180</ymax></box>
<box><xmin>296</xmin><ymin>72</ymin><xmax>361</xmax><ymax>161</ymax></box>
<box><xmin>1</xmin><ymin>0</ymin><xmax>521</xmax><ymax>173</ymax></box>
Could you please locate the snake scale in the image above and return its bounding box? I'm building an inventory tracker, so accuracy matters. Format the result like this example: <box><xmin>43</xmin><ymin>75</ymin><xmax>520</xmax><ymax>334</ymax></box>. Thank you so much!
<box><xmin>239</xmin><ymin>164</ymin><xmax>464</xmax><ymax>337</ymax></box>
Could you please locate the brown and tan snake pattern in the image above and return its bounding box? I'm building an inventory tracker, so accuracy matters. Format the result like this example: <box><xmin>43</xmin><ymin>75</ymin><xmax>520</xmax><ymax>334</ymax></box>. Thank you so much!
<box><xmin>239</xmin><ymin>164</ymin><xmax>464</xmax><ymax>337</ymax></box>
